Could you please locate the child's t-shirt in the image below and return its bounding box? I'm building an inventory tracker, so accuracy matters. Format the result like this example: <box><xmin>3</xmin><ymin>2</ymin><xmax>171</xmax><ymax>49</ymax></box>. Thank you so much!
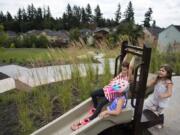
<box><xmin>150</xmin><ymin>80</ymin><xmax>171</xmax><ymax>108</ymax></box>
<box><xmin>107</xmin><ymin>95</ymin><xmax>127</xmax><ymax>111</ymax></box>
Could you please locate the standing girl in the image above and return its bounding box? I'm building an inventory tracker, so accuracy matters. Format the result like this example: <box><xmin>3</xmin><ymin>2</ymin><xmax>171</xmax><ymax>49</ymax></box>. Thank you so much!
<box><xmin>144</xmin><ymin>64</ymin><xmax>173</xmax><ymax>127</ymax></box>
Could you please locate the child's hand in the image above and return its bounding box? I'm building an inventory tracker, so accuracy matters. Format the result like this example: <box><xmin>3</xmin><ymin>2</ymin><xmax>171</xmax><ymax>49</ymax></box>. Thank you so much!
<box><xmin>159</xmin><ymin>94</ymin><xmax>164</xmax><ymax>99</ymax></box>
<box><xmin>99</xmin><ymin>111</ymin><xmax>109</xmax><ymax>118</ymax></box>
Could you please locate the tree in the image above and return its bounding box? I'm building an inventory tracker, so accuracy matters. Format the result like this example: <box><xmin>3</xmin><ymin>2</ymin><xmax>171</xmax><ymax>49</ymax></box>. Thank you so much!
<box><xmin>86</xmin><ymin>4</ymin><xmax>92</xmax><ymax>23</ymax></box>
<box><xmin>115</xmin><ymin>3</ymin><xmax>121</xmax><ymax>25</ymax></box>
<box><xmin>35</xmin><ymin>7</ymin><xmax>43</xmax><ymax>29</ymax></box>
<box><xmin>62</xmin><ymin>4</ymin><xmax>74</xmax><ymax>30</ymax></box>
<box><xmin>69</xmin><ymin>28</ymin><xmax>80</xmax><ymax>41</ymax></box>
<box><xmin>27</xmin><ymin>4</ymin><xmax>36</xmax><ymax>20</ymax></box>
<box><xmin>0</xmin><ymin>24</ymin><xmax>4</xmax><ymax>31</ymax></box>
<box><xmin>81</xmin><ymin>7</ymin><xmax>88</xmax><ymax>24</ymax></box>
<box><xmin>0</xmin><ymin>11</ymin><xmax>6</xmax><ymax>22</ymax></box>
<box><xmin>46</xmin><ymin>6</ymin><xmax>52</xmax><ymax>19</ymax></box>
<box><xmin>36</xmin><ymin>8</ymin><xmax>43</xmax><ymax>21</ymax></box>
<box><xmin>152</xmin><ymin>20</ymin><xmax>156</xmax><ymax>27</ymax></box>
<box><xmin>144</xmin><ymin>8</ymin><xmax>153</xmax><ymax>28</ymax></box>
<box><xmin>43</xmin><ymin>6</ymin><xmax>53</xmax><ymax>29</ymax></box>
<box><xmin>67</xmin><ymin>4</ymin><xmax>72</xmax><ymax>17</ymax></box>
<box><xmin>117</xmin><ymin>20</ymin><xmax>143</xmax><ymax>45</ymax></box>
<box><xmin>124</xmin><ymin>1</ymin><xmax>134</xmax><ymax>23</ymax></box>
<box><xmin>73</xmin><ymin>5</ymin><xmax>81</xmax><ymax>21</ymax></box>
<box><xmin>6</xmin><ymin>12</ymin><xmax>13</xmax><ymax>21</ymax></box>
<box><xmin>94</xmin><ymin>5</ymin><xmax>103</xmax><ymax>27</ymax></box>
<box><xmin>17</xmin><ymin>8</ymin><xmax>23</xmax><ymax>21</ymax></box>
<box><xmin>36</xmin><ymin>35</ymin><xmax>49</xmax><ymax>48</ymax></box>
<box><xmin>21</xmin><ymin>8</ymin><xmax>27</xmax><ymax>21</ymax></box>
<box><xmin>0</xmin><ymin>24</ymin><xmax>8</xmax><ymax>47</ymax></box>
<box><xmin>72</xmin><ymin>5</ymin><xmax>81</xmax><ymax>28</ymax></box>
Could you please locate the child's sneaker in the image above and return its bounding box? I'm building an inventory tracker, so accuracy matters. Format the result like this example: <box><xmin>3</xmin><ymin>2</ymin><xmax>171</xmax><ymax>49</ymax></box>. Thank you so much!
<box><xmin>81</xmin><ymin>118</ymin><xmax>90</xmax><ymax>125</ymax></box>
<box><xmin>71</xmin><ymin>118</ymin><xmax>90</xmax><ymax>131</ymax></box>
<box><xmin>88</xmin><ymin>107</ymin><xmax>96</xmax><ymax>116</ymax></box>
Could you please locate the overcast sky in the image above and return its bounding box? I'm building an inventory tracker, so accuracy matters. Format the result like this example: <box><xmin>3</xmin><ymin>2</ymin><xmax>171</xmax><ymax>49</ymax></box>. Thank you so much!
<box><xmin>0</xmin><ymin>0</ymin><xmax>180</xmax><ymax>27</ymax></box>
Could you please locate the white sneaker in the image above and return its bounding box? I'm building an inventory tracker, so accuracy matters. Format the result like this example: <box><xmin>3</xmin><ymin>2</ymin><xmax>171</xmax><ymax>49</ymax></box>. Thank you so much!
<box><xmin>156</xmin><ymin>124</ymin><xmax>163</xmax><ymax>129</ymax></box>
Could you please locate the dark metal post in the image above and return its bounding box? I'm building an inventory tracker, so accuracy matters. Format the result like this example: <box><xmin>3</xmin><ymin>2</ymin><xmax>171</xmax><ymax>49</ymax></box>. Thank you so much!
<box><xmin>119</xmin><ymin>41</ymin><xmax>128</xmax><ymax>72</ymax></box>
<box><xmin>133</xmin><ymin>45</ymin><xmax>151</xmax><ymax>135</ymax></box>
<box><xmin>114</xmin><ymin>41</ymin><xmax>128</xmax><ymax>77</ymax></box>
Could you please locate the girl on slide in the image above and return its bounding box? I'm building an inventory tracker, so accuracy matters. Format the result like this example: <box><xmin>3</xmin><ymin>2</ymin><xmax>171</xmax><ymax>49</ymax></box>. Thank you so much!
<box><xmin>71</xmin><ymin>62</ymin><xmax>130</xmax><ymax>131</ymax></box>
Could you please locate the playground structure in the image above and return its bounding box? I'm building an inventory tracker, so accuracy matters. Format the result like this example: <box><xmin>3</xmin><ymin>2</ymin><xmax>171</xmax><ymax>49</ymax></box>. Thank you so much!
<box><xmin>31</xmin><ymin>41</ymin><xmax>164</xmax><ymax>135</ymax></box>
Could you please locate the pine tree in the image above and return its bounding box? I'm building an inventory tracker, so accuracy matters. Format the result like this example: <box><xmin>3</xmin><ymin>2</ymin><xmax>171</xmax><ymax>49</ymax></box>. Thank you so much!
<box><xmin>94</xmin><ymin>5</ymin><xmax>103</xmax><ymax>27</ymax></box>
<box><xmin>43</xmin><ymin>6</ymin><xmax>52</xmax><ymax>29</ymax></box>
<box><xmin>46</xmin><ymin>6</ymin><xmax>52</xmax><ymax>19</ymax></box>
<box><xmin>81</xmin><ymin>7</ymin><xmax>88</xmax><ymax>24</ymax></box>
<box><xmin>27</xmin><ymin>5</ymin><xmax>31</xmax><ymax>21</ymax></box>
<box><xmin>36</xmin><ymin>8</ymin><xmax>43</xmax><ymax>22</ymax></box>
<box><xmin>0</xmin><ymin>11</ymin><xmax>5</xmax><ymax>22</ymax></box>
<box><xmin>73</xmin><ymin>5</ymin><xmax>81</xmax><ymax>21</ymax></box>
<box><xmin>152</xmin><ymin>20</ymin><xmax>156</xmax><ymax>27</ymax></box>
<box><xmin>6</xmin><ymin>12</ymin><xmax>13</xmax><ymax>21</ymax></box>
<box><xmin>27</xmin><ymin>4</ymin><xmax>36</xmax><ymax>20</ymax></box>
<box><xmin>144</xmin><ymin>8</ymin><xmax>153</xmax><ymax>28</ymax></box>
<box><xmin>86</xmin><ymin>4</ymin><xmax>92</xmax><ymax>23</ymax></box>
<box><xmin>67</xmin><ymin>4</ymin><xmax>72</xmax><ymax>17</ymax></box>
<box><xmin>17</xmin><ymin>8</ymin><xmax>23</xmax><ymax>21</ymax></box>
<box><xmin>124</xmin><ymin>1</ymin><xmax>134</xmax><ymax>23</ymax></box>
<box><xmin>73</xmin><ymin>5</ymin><xmax>81</xmax><ymax>26</ymax></box>
<box><xmin>115</xmin><ymin>3</ymin><xmax>121</xmax><ymax>25</ymax></box>
<box><xmin>21</xmin><ymin>8</ymin><xmax>27</xmax><ymax>22</ymax></box>
<box><xmin>62</xmin><ymin>13</ymin><xmax>68</xmax><ymax>29</ymax></box>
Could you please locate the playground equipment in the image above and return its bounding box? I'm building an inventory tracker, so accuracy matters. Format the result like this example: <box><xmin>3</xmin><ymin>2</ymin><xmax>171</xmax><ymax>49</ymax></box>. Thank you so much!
<box><xmin>111</xmin><ymin>41</ymin><xmax>164</xmax><ymax>135</ymax></box>
<box><xmin>31</xmin><ymin>98</ymin><xmax>133</xmax><ymax>135</ymax></box>
<box><xmin>31</xmin><ymin>41</ymin><xmax>163</xmax><ymax>135</ymax></box>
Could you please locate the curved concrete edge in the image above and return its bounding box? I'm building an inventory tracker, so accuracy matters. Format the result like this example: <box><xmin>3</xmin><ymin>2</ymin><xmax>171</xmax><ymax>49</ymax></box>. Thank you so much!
<box><xmin>0</xmin><ymin>78</ymin><xmax>16</xmax><ymax>93</ymax></box>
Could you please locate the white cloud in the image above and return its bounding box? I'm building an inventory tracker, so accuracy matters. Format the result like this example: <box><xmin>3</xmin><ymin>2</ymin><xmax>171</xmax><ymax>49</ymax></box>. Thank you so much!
<box><xmin>0</xmin><ymin>0</ymin><xmax>180</xmax><ymax>27</ymax></box>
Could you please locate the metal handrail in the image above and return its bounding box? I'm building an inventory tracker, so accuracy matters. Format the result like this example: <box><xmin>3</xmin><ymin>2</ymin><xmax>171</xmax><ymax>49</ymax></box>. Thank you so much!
<box><xmin>114</xmin><ymin>55</ymin><xmax>121</xmax><ymax>77</ymax></box>
<box><xmin>131</xmin><ymin>63</ymin><xmax>143</xmax><ymax>108</ymax></box>
<box><xmin>125</xmin><ymin>49</ymin><xmax>142</xmax><ymax>57</ymax></box>
<box><xmin>125</xmin><ymin>44</ymin><xmax>143</xmax><ymax>51</ymax></box>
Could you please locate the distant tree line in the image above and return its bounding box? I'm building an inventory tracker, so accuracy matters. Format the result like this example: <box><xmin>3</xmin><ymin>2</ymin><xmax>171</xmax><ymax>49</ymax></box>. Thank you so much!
<box><xmin>0</xmin><ymin>2</ymin><xmax>154</xmax><ymax>32</ymax></box>
<box><xmin>0</xmin><ymin>3</ymin><xmax>113</xmax><ymax>32</ymax></box>
<box><xmin>0</xmin><ymin>1</ymin><xmax>156</xmax><ymax>48</ymax></box>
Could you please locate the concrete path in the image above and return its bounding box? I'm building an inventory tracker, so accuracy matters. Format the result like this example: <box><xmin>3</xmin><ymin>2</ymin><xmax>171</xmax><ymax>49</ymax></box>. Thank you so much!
<box><xmin>149</xmin><ymin>76</ymin><xmax>180</xmax><ymax>135</ymax></box>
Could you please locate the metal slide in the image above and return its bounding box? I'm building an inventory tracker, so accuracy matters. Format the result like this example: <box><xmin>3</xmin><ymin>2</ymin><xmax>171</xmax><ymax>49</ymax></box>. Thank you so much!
<box><xmin>31</xmin><ymin>98</ymin><xmax>133</xmax><ymax>135</ymax></box>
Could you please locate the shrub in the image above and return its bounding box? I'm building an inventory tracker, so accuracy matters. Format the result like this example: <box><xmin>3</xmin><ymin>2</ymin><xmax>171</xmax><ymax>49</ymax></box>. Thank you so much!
<box><xmin>69</xmin><ymin>28</ymin><xmax>80</xmax><ymax>41</ymax></box>
<box><xmin>36</xmin><ymin>35</ymin><xmax>49</xmax><ymax>48</ymax></box>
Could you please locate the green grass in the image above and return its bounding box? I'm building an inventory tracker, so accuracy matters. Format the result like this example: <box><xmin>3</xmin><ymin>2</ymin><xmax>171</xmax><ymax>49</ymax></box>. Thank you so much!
<box><xmin>149</xmin><ymin>48</ymin><xmax>180</xmax><ymax>74</ymax></box>
<box><xmin>0</xmin><ymin>48</ymin><xmax>48</xmax><ymax>64</ymax></box>
<box><xmin>0</xmin><ymin>47</ymin><xmax>120</xmax><ymax>66</ymax></box>
<box><xmin>0</xmin><ymin>59</ymin><xmax>113</xmax><ymax>135</ymax></box>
